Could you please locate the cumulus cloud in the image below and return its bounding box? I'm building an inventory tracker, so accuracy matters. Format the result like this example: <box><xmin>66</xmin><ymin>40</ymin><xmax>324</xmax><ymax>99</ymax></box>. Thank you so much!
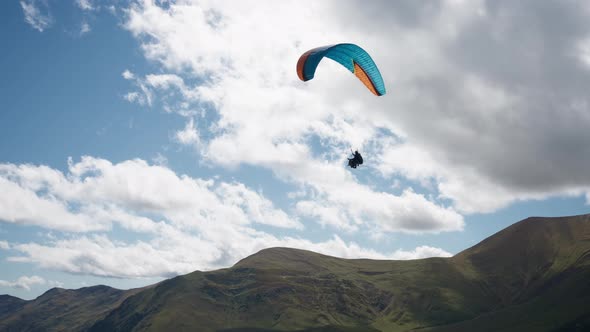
<box><xmin>122</xmin><ymin>69</ymin><xmax>135</xmax><ymax>80</ymax></box>
<box><xmin>80</xmin><ymin>22</ymin><xmax>91</xmax><ymax>35</ymax></box>
<box><xmin>1</xmin><ymin>157</ymin><xmax>450</xmax><ymax>278</ymax></box>
<box><xmin>122</xmin><ymin>0</ymin><xmax>464</xmax><ymax>234</ymax></box>
<box><xmin>217</xmin><ymin>182</ymin><xmax>304</xmax><ymax>230</ymax></box>
<box><xmin>120</xmin><ymin>0</ymin><xmax>590</xmax><ymax>215</ymax></box>
<box><xmin>0</xmin><ymin>176</ymin><xmax>108</xmax><ymax>233</ymax></box>
<box><xmin>9</xmin><ymin>233</ymin><xmax>451</xmax><ymax>278</ymax></box>
<box><xmin>124</xmin><ymin>92</ymin><xmax>141</xmax><ymax>103</ymax></box>
<box><xmin>0</xmin><ymin>157</ymin><xmax>301</xmax><ymax>232</ymax></box>
<box><xmin>20</xmin><ymin>0</ymin><xmax>53</xmax><ymax>32</ymax></box>
<box><xmin>340</xmin><ymin>0</ymin><xmax>590</xmax><ymax>212</ymax></box>
<box><xmin>174</xmin><ymin>118</ymin><xmax>200</xmax><ymax>146</ymax></box>
<box><xmin>76</xmin><ymin>0</ymin><xmax>94</xmax><ymax>11</ymax></box>
<box><xmin>272</xmin><ymin>235</ymin><xmax>452</xmax><ymax>261</ymax></box>
<box><xmin>390</xmin><ymin>245</ymin><xmax>452</xmax><ymax>260</ymax></box>
<box><xmin>0</xmin><ymin>275</ymin><xmax>45</xmax><ymax>291</ymax></box>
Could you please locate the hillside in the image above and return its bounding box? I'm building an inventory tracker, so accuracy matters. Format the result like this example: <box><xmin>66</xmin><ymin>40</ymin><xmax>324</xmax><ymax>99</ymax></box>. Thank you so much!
<box><xmin>0</xmin><ymin>285</ymin><xmax>145</xmax><ymax>332</ymax></box>
<box><xmin>0</xmin><ymin>295</ymin><xmax>25</xmax><ymax>320</ymax></box>
<box><xmin>1</xmin><ymin>214</ymin><xmax>590</xmax><ymax>331</ymax></box>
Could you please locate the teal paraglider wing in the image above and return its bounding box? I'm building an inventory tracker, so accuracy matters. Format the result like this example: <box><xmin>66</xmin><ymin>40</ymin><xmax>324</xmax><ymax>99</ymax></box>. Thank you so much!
<box><xmin>296</xmin><ymin>43</ymin><xmax>386</xmax><ymax>96</ymax></box>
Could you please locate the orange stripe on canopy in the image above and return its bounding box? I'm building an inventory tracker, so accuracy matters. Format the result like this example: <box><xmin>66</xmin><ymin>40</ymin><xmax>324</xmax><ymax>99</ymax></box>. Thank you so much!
<box><xmin>353</xmin><ymin>62</ymin><xmax>380</xmax><ymax>96</ymax></box>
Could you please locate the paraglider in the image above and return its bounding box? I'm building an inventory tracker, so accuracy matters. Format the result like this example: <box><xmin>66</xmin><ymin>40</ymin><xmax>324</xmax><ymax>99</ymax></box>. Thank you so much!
<box><xmin>296</xmin><ymin>43</ymin><xmax>386</xmax><ymax>96</ymax></box>
<box><xmin>347</xmin><ymin>150</ymin><xmax>363</xmax><ymax>169</ymax></box>
<box><xmin>297</xmin><ymin>43</ymin><xmax>382</xmax><ymax>169</ymax></box>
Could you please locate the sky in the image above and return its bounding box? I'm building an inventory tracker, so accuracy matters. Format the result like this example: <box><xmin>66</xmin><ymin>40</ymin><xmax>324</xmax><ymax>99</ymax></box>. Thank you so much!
<box><xmin>1</xmin><ymin>0</ymin><xmax>589</xmax><ymax>300</ymax></box>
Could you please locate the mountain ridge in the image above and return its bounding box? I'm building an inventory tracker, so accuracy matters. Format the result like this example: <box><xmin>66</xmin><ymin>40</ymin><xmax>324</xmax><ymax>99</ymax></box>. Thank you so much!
<box><xmin>1</xmin><ymin>214</ymin><xmax>590</xmax><ymax>331</ymax></box>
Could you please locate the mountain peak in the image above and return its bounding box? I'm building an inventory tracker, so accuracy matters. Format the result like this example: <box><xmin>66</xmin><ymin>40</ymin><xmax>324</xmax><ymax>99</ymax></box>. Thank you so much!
<box><xmin>455</xmin><ymin>213</ymin><xmax>590</xmax><ymax>259</ymax></box>
<box><xmin>233</xmin><ymin>247</ymin><xmax>335</xmax><ymax>271</ymax></box>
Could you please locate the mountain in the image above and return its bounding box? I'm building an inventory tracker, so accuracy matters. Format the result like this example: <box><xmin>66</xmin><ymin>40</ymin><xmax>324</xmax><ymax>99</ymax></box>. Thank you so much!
<box><xmin>0</xmin><ymin>285</ymin><xmax>145</xmax><ymax>332</ymax></box>
<box><xmin>1</xmin><ymin>214</ymin><xmax>590</xmax><ymax>331</ymax></box>
<box><xmin>0</xmin><ymin>295</ymin><xmax>26</xmax><ymax>320</ymax></box>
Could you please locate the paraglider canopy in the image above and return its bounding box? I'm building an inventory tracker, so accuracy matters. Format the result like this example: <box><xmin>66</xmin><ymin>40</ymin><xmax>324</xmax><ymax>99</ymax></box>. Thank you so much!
<box><xmin>296</xmin><ymin>43</ymin><xmax>386</xmax><ymax>96</ymax></box>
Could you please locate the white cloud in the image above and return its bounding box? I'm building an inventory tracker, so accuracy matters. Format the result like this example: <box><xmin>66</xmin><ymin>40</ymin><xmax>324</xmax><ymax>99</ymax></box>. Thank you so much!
<box><xmin>288</xmin><ymin>160</ymin><xmax>464</xmax><ymax>233</ymax></box>
<box><xmin>118</xmin><ymin>0</ymin><xmax>465</xmax><ymax>234</ymax></box>
<box><xmin>390</xmin><ymin>245</ymin><xmax>452</xmax><ymax>260</ymax></box>
<box><xmin>174</xmin><ymin>118</ymin><xmax>200</xmax><ymax>146</ymax></box>
<box><xmin>80</xmin><ymin>22</ymin><xmax>91</xmax><ymax>35</ymax></box>
<box><xmin>49</xmin><ymin>280</ymin><xmax>64</xmax><ymax>288</ymax></box>
<box><xmin>120</xmin><ymin>0</ymin><xmax>590</xmax><ymax>217</ymax></box>
<box><xmin>0</xmin><ymin>157</ymin><xmax>303</xmax><ymax>233</ymax></box>
<box><xmin>0</xmin><ymin>240</ymin><xmax>9</xmax><ymax>250</ymax></box>
<box><xmin>122</xmin><ymin>73</ymin><xmax>155</xmax><ymax>106</ymax></box>
<box><xmin>0</xmin><ymin>275</ymin><xmax>45</xmax><ymax>291</ymax></box>
<box><xmin>10</xmin><ymin>235</ymin><xmax>195</xmax><ymax>278</ymax></box>
<box><xmin>122</xmin><ymin>70</ymin><xmax>135</xmax><ymax>80</ymax></box>
<box><xmin>216</xmin><ymin>182</ymin><xmax>303</xmax><ymax>230</ymax></box>
<box><xmin>1</xmin><ymin>157</ymin><xmax>450</xmax><ymax>278</ymax></box>
<box><xmin>76</xmin><ymin>0</ymin><xmax>94</xmax><ymax>11</ymax></box>
<box><xmin>0</xmin><ymin>177</ymin><xmax>108</xmax><ymax>233</ymax></box>
<box><xmin>265</xmin><ymin>236</ymin><xmax>452</xmax><ymax>261</ymax></box>
<box><xmin>1</xmin><ymin>157</ymin><xmax>303</xmax><ymax>231</ymax></box>
<box><xmin>145</xmin><ymin>74</ymin><xmax>186</xmax><ymax>91</ymax></box>
<box><xmin>296</xmin><ymin>200</ymin><xmax>356</xmax><ymax>232</ymax></box>
<box><xmin>9</xmin><ymin>233</ymin><xmax>451</xmax><ymax>278</ymax></box>
<box><xmin>124</xmin><ymin>92</ymin><xmax>141</xmax><ymax>103</ymax></box>
<box><xmin>151</xmin><ymin>153</ymin><xmax>168</xmax><ymax>166</ymax></box>
<box><xmin>20</xmin><ymin>0</ymin><xmax>53</xmax><ymax>32</ymax></box>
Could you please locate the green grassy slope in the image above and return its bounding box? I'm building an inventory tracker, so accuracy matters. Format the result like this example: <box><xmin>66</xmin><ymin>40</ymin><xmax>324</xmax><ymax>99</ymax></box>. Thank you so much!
<box><xmin>0</xmin><ymin>295</ymin><xmax>26</xmax><ymax>320</ymax></box>
<box><xmin>0</xmin><ymin>285</ymin><xmax>145</xmax><ymax>332</ymax></box>
<box><xmin>424</xmin><ymin>215</ymin><xmax>590</xmax><ymax>332</ymax></box>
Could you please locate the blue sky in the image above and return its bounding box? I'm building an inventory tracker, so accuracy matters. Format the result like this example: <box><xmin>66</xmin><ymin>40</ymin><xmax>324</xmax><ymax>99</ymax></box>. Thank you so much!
<box><xmin>1</xmin><ymin>0</ymin><xmax>590</xmax><ymax>300</ymax></box>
